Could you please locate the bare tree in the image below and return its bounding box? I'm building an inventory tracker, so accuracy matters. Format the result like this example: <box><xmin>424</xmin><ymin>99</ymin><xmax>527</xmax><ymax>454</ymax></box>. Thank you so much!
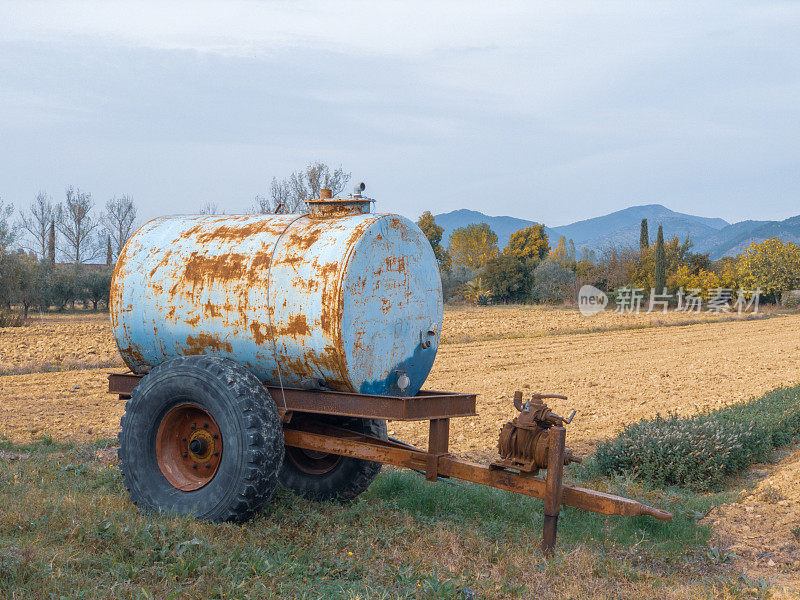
<box><xmin>254</xmin><ymin>162</ymin><xmax>351</xmax><ymax>214</ymax></box>
<box><xmin>57</xmin><ymin>186</ymin><xmax>98</xmax><ymax>264</ymax></box>
<box><xmin>100</xmin><ymin>195</ymin><xmax>137</xmax><ymax>261</ymax></box>
<box><xmin>0</xmin><ymin>197</ymin><xmax>16</xmax><ymax>253</ymax></box>
<box><xmin>199</xmin><ymin>202</ymin><xmax>224</xmax><ymax>215</ymax></box>
<box><xmin>19</xmin><ymin>191</ymin><xmax>54</xmax><ymax>259</ymax></box>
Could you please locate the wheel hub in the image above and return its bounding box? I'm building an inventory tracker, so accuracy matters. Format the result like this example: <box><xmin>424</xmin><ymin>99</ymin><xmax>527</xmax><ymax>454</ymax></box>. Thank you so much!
<box><xmin>155</xmin><ymin>404</ymin><xmax>223</xmax><ymax>491</ymax></box>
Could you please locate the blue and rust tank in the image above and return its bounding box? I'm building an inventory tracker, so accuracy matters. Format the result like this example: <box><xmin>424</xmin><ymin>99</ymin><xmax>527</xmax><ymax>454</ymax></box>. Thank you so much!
<box><xmin>109</xmin><ymin>190</ymin><xmax>443</xmax><ymax>397</ymax></box>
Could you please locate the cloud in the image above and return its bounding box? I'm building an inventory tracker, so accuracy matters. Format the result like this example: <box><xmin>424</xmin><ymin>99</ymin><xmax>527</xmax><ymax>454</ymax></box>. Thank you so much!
<box><xmin>0</xmin><ymin>2</ymin><xmax>798</xmax><ymax>225</ymax></box>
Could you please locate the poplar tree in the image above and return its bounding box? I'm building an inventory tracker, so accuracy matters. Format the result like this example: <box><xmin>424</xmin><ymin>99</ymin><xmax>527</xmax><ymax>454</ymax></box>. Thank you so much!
<box><xmin>640</xmin><ymin>218</ymin><xmax>649</xmax><ymax>250</ymax></box>
<box><xmin>654</xmin><ymin>225</ymin><xmax>666</xmax><ymax>292</ymax></box>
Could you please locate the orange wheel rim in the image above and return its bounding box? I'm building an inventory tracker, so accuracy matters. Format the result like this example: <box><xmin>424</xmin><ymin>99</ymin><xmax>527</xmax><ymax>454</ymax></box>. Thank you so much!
<box><xmin>155</xmin><ymin>404</ymin><xmax>223</xmax><ymax>491</ymax></box>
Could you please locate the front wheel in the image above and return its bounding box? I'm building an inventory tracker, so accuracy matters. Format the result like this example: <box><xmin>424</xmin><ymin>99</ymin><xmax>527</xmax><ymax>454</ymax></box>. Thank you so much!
<box><xmin>118</xmin><ymin>355</ymin><xmax>284</xmax><ymax>522</ymax></box>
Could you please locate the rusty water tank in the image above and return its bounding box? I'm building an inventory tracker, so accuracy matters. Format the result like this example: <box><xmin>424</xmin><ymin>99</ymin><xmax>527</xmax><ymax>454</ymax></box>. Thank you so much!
<box><xmin>110</xmin><ymin>191</ymin><xmax>443</xmax><ymax>397</ymax></box>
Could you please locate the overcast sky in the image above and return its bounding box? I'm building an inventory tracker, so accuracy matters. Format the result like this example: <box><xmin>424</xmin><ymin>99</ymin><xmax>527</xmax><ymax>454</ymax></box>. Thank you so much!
<box><xmin>1</xmin><ymin>1</ymin><xmax>798</xmax><ymax>227</ymax></box>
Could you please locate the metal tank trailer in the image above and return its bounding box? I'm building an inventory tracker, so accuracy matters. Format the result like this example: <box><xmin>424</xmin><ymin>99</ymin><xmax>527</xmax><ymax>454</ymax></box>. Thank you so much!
<box><xmin>108</xmin><ymin>186</ymin><xmax>671</xmax><ymax>554</ymax></box>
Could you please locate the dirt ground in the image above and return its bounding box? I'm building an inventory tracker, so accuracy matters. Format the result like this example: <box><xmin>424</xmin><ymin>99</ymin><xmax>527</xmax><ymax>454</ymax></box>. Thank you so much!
<box><xmin>1</xmin><ymin>307</ymin><xmax>800</xmax><ymax>588</ymax></box>
<box><xmin>441</xmin><ymin>304</ymin><xmax>773</xmax><ymax>344</ymax></box>
<box><xmin>706</xmin><ymin>447</ymin><xmax>800</xmax><ymax>588</ymax></box>
<box><xmin>0</xmin><ymin>313</ymin><xmax>123</xmax><ymax>375</ymax></box>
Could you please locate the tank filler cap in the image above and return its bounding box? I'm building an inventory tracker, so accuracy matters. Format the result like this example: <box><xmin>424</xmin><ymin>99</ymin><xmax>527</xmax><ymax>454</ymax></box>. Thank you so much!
<box><xmin>306</xmin><ymin>184</ymin><xmax>373</xmax><ymax>218</ymax></box>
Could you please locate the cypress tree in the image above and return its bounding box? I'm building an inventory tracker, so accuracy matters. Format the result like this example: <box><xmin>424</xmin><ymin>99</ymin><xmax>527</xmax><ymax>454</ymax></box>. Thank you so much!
<box><xmin>639</xmin><ymin>218</ymin><xmax>649</xmax><ymax>250</ymax></box>
<box><xmin>106</xmin><ymin>235</ymin><xmax>113</xmax><ymax>266</ymax></box>
<box><xmin>48</xmin><ymin>219</ymin><xmax>56</xmax><ymax>266</ymax></box>
<box><xmin>654</xmin><ymin>224</ymin><xmax>666</xmax><ymax>293</ymax></box>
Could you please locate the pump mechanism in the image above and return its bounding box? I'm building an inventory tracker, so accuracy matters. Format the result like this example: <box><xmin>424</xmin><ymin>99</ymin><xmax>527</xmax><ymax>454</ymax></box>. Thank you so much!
<box><xmin>492</xmin><ymin>391</ymin><xmax>581</xmax><ymax>475</ymax></box>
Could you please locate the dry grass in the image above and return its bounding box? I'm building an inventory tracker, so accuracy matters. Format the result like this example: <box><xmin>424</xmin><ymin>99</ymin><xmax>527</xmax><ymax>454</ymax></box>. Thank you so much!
<box><xmin>0</xmin><ymin>440</ymin><xmax>771</xmax><ymax>600</ymax></box>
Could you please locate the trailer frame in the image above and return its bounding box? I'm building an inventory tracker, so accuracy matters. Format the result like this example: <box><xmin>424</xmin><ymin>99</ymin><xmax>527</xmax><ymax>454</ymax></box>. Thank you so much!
<box><xmin>109</xmin><ymin>372</ymin><xmax>671</xmax><ymax>555</ymax></box>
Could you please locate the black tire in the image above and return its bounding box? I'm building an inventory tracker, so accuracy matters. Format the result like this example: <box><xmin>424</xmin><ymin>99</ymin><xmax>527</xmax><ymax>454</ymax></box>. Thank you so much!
<box><xmin>118</xmin><ymin>355</ymin><xmax>284</xmax><ymax>523</ymax></box>
<box><xmin>280</xmin><ymin>415</ymin><xmax>387</xmax><ymax>501</ymax></box>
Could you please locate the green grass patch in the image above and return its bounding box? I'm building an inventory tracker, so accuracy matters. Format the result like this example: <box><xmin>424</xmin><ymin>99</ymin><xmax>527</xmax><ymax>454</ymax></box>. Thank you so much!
<box><xmin>593</xmin><ymin>384</ymin><xmax>800</xmax><ymax>490</ymax></box>
<box><xmin>0</xmin><ymin>438</ymin><xmax>754</xmax><ymax>599</ymax></box>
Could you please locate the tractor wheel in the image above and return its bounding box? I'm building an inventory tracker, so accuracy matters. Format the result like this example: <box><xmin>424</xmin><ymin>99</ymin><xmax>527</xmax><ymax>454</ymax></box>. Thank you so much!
<box><xmin>280</xmin><ymin>415</ymin><xmax>387</xmax><ymax>501</ymax></box>
<box><xmin>118</xmin><ymin>355</ymin><xmax>284</xmax><ymax>523</ymax></box>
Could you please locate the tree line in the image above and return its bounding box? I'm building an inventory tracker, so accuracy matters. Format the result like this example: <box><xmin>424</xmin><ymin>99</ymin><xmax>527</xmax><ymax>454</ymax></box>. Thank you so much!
<box><xmin>0</xmin><ymin>189</ymin><xmax>138</xmax><ymax>321</ymax></box>
<box><xmin>4</xmin><ymin>162</ymin><xmax>796</xmax><ymax>322</ymax></box>
<box><xmin>418</xmin><ymin>213</ymin><xmax>800</xmax><ymax>306</ymax></box>
<box><xmin>0</xmin><ymin>162</ymin><xmax>351</xmax><ymax>323</ymax></box>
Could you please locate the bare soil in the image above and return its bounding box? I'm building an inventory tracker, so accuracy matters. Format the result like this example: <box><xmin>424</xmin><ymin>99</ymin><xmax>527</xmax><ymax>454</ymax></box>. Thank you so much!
<box><xmin>706</xmin><ymin>446</ymin><xmax>800</xmax><ymax>588</ymax></box>
<box><xmin>0</xmin><ymin>313</ymin><xmax>123</xmax><ymax>375</ymax></box>
<box><xmin>441</xmin><ymin>303</ymin><xmax>778</xmax><ymax>344</ymax></box>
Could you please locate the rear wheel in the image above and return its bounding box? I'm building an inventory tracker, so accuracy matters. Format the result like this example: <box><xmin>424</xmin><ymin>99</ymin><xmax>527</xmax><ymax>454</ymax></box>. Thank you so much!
<box><xmin>280</xmin><ymin>416</ymin><xmax>387</xmax><ymax>501</ymax></box>
<box><xmin>118</xmin><ymin>355</ymin><xmax>284</xmax><ymax>522</ymax></box>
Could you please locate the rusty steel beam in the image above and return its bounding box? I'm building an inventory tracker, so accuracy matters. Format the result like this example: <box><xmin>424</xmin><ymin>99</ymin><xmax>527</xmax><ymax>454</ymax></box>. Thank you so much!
<box><xmin>282</xmin><ymin>426</ymin><xmax>673</xmax><ymax>523</ymax></box>
<box><xmin>108</xmin><ymin>373</ymin><xmax>477</xmax><ymax>421</ymax></box>
<box><xmin>542</xmin><ymin>426</ymin><xmax>566</xmax><ymax>556</ymax></box>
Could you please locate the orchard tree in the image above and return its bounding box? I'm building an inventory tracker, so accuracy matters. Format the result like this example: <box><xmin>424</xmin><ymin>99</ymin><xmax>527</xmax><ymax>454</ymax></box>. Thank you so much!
<box><xmin>417</xmin><ymin>211</ymin><xmax>451</xmax><ymax>271</ymax></box>
<box><xmin>199</xmin><ymin>202</ymin><xmax>223</xmax><ymax>215</ymax></box>
<box><xmin>19</xmin><ymin>191</ymin><xmax>53</xmax><ymax>259</ymax></box>
<box><xmin>57</xmin><ymin>186</ymin><xmax>98</xmax><ymax>264</ymax></box>
<box><xmin>505</xmin><ymin>224</ymin><xmax>549</xmax><ymax>261</ymax></box>
<box><xmin>0</xmin><ymin>197</ymin><xmax>17</xmax><ymax>253</ymax></box>
<box><xmin>484</xmin><ymin>254</ymin><xmax>528</xmax><ymax>303</ymax></box>
<box><xmin>532</xmin><ymin>260</ymin><xmax>576</xmax><ymax>304</ymax></box>
<box><xmin>737</xmin><ymin>238</ymin><xmax>800</xmax><ymax>300</ymax></box>
<box><xmin>550</xmin><ymin>236</ymin><xmax>576</xmax><ymax>266</ymax></box>
<box><xmin>448</xmin><ymin>223</ymin><xmax>498</xmax><ymax>270</ymax></box>
<box><xmin>256</xmin><ymin>161</ymin><xmax>351</xmax><ymax>214</ymax></box>
<box><xmin>101</xmin><ymin>195</ymin><xmax>137</xmax><ymax>261</ymax></box>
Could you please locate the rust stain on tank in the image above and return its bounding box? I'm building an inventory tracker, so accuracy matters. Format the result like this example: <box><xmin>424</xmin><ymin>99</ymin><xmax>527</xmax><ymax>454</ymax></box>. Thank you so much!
<box><xmin>185</xmin><ymin>314</ymin><xmax>201</xmax><ymax>327</ymax></box>
<box><xmin>194</xmin><ymin>221</ymin><xmax>284</xmax><ymax>245</ymax></box>
<box><xmin>148</xmin><ymin>249</ymin><xmax>174</xmax><ymax>278</ymax></box>
<box><xmin>183</xmin><ymin>253</ymin><xmax>249</xmax><ymax>288</ymax></box>
<box><xmin>184</xmin><ymin>333</ymin><xmax>232</xmax><ymax>355</ymax></box>
<box><xmin>385</xmin><ymin>256</ymin><xmax>406</xmax><ymax>273</ymax></box>
<box><xmin>250</xmin><ymin>322</ymin><xmax>270</xmax><ymax>346</ymax></box>
<box><xmin>203</xmin><ymin>301</ymin><xmax>222</xmax><ymax>318</ymax></box>
<box><xmin>278</xmin><ymin>314</ymin><xmax>311</xmax><ymax>337</ymax></box>
<box><xmin>286</xmin><ymin>228</ymin><xmax>321</xmax><ymax>251</ymax></box>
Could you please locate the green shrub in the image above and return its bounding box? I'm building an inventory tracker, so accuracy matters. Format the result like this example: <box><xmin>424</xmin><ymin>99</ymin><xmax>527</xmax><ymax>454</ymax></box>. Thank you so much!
<box><xmin>594</xmin><ymin>385</ymin><xmax>800</xmax><ymax>491</ymax></box>
<box><xmin>0</xmin><ymin>310</ymin><xmax>25</xmax><ymax>327</ymax></box>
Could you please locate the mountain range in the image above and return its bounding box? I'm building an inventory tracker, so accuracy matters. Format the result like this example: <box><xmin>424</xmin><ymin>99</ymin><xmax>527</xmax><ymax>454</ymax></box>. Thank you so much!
<box><xmin>433</xmin><ymin>205</ymin><xmax>800</xmax><ymax>260</ymax></box>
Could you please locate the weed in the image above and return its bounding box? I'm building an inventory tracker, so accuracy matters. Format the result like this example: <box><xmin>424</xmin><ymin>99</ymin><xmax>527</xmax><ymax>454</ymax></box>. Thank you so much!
<box><xmin>593</xmin><ymin>384</ymin><xmax>800</xmax><ymax>490</ymax></box>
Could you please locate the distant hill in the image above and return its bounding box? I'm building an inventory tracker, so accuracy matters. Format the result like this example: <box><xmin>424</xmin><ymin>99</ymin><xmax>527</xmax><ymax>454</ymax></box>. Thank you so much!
<box><xmin>433</xmin><ymin>209</ymin><xmax>536</xmax><ymax>249</ymax></box>
<box><xmin>702</xmin><ymin>215</ymin><xmax>800</xmax><ymax>259</ymax></box>
<box><xmin>547</xmin><ymin>204</ymin><xmax>728</xmax><ymax>251</ymax></box>
<box><xmin>432</xmin><ymin>205</ymin><xmax>799</xmax><ymax>260</ymax></box>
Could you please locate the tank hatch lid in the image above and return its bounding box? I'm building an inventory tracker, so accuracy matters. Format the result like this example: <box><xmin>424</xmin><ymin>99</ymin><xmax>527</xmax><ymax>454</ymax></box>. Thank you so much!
<box><xmin>306</xmin><ymin>184</ymin><xmax>374</xmax><ymax>217</ymax></box>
